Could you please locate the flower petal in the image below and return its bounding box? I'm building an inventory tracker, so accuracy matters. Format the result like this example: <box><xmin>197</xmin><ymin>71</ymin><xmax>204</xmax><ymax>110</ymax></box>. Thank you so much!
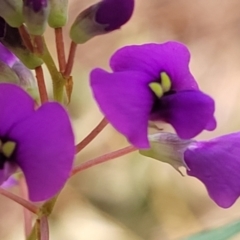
<box><xmin>185</xmin><ymin>132</ymin><xmax>240</xmax><ymax>208</ymax></box>
<box><xmin>0</xmin><ymin>43</ymin><xmax>17</xmax><ymax>67</ymax></box>
<box><xmin>150</xmin><ymin>90</ymin><xmax>215</xmax><ymax>139</ymax></box>
<box><xmin>9</xmin><ymin>103</ymin><xmax>75</xmax><ymax>202</ymax></box>
<box><xmin>110</xmin><ymin>41</ymin><xmax>198</xmax><ymax>91</ymax></box>
<box><xmin>0</xmin><ymin>83</ymin><xmax>35</xmax><ymax>137</ymax></box>
<box><xmin>90</xmin><ymin>68</ymin><xmax>154</xmax><ymax>148</ymax></box>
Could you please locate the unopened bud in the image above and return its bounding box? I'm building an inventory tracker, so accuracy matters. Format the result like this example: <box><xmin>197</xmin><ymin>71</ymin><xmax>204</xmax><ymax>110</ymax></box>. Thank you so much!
<box><xmin>0</xmin><ymin>60</ymin><xmax>20</xmax><ymax>84</ymax></box>
<box><xmin>12</xmin><ymin>61</ymin><xmax>39</xmax><ymax>101</ymax></box>
<box><xmin>70</xmin><ymin>0</ymin><xmax>134</xmax><ymax>44</ymax></box>
<box><xmin>48</xmin><ymin>0</ymin><xmax>68</xmax><ymax>28</ymax></box>
<box><xmin>0</xmin><ymin>20</ymin><xmax>43</xmax><ymax>69</ymax></box>
<box><xmin>23</xmin><ymin>0</ymin><xmax>50</xmax><ymax>36</ymax></box>
<box><xmin>0</xmin><ymin>0</ymin><xmax>23</xmax><ymax>27</ymax></box>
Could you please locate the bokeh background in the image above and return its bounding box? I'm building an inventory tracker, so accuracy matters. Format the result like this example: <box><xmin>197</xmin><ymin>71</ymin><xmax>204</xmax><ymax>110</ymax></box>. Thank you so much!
<box><xmin>2</xmin><ymin>0</ymin><xmax>240</xmax><ymax>239</ymax></box>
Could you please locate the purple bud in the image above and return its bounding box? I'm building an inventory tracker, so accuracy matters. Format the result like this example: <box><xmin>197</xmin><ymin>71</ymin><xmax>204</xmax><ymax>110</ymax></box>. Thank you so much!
<box><xmin>70</xmin><ymin>0</ymin><xmax>134</xmax><ymax>44</ymax></box>
<box><xmin>23</xmin><ymin>0</ymin><xmax>50</xmax><ymax>35</ymax></box>
<box><xmin>96</xmin><ymin>0</ymin><xmax>134</xmax><ymax>31</ymax></box>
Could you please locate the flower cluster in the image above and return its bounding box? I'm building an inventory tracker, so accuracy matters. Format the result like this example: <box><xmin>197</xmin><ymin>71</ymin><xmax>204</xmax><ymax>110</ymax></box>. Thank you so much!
<box><xmin>0</xmin><ymin>2</ymin><xmax>239</xmax><ymax>238</ymax></box>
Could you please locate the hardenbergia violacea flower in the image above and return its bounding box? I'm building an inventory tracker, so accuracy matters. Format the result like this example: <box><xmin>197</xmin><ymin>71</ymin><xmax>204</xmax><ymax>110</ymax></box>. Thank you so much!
<box><xmin>90</xmin><ymin>41</ymin><xmax>216</xmax><ymax>148</ymax></box>
<box><xmin>140</xmin><ymin>132</ymin><xmax>240</xmax><ymax>208</ymax></box>
<box><xmin>0</xmin><ymin>83</ymin><xmax>75</xmax><ymax>201</ymax></box>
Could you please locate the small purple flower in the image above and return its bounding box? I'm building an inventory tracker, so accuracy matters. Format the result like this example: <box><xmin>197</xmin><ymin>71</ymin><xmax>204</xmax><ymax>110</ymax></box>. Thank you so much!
<box><xmin>185</xmin><ymin>132</ymin><xmax>240</xmax><ymax>208</ymax></box>
<box><xmin>90</xmin><ymin>42</ymin><xmax>216</xmax><ymax>148</ymax></box>
<box><xmin>140</xmin><ymin>132</ymin><xmax>240</xmax><ymax>208</ymax></box>
<box><xmin>0</xmin><ymin>83</ymin><xmax>75</xmax><ymax>201</ymax></box>
<box><xmin>96</xmin><ymin>0</ymin><xmax>134</xmax><ymax>31</ymax></box>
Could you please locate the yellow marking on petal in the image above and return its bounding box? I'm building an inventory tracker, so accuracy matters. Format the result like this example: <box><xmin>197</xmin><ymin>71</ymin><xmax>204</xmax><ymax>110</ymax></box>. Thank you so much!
<box><xmin>160</xmin><ymin>72</ymin><xmax>172</xmax><ymax>92</ymax></box>
<box><xmin>2</xmin><ymin>141</ymin><xmax>16</xmax><ymax>158</ymax></box>
<box><xmin>149</xmin><ymin>82</ymin><xmax>164</xmax><ymax>98</ymax></box>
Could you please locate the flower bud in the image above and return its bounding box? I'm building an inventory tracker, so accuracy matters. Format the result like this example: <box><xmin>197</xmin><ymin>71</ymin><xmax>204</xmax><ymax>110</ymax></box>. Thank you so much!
<box><xmin>0</xmin><ymin>60</ymin><xmax>20</xmax><ymax>84</ymax></box>
<box><xmin>23</xmin><ymin>0</ymin><xmax>50</xmax><ymax>35</ymax></box>
<box><xmin>70</xmin><ymin>0</ymin><xmax>134</xmax><ymax>44</ymax></box>
<box><xmin>0</xmin><ymin>0</ymin><xmax>23</xmax><ymax>27</ymax></box>
<box><xmin>0</xmin><ymin>19</ymin><xmax>43</xmax><ymax>69</ymax></box>
<box><xmin>12</xmin><ymin>61</ymin><xmax>39</xmax><ymax>101</ymax></box>
<box><xmin>48</xmin><ymin>0</ymin><xmax>68</xmax><ymax>28</ymax></box>
<box><xmin>139</xmin><ymin>132</ymin><xmax>193</xmax><ymax>172</ymax></box>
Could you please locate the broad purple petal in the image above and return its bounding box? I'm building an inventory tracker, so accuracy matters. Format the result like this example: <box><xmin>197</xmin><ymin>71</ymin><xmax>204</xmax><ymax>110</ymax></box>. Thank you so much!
<box><xmin>185</xmin><ymin>132</ymin><xmax>240</xmax><ymax>208</ymax></box>
<box><xmin>90</xmin><ymin>68</ymin><xmax>154</xmax><ymax>148</ymax></box>
<box><xmin>150</xmin><ymin>90</ymin><xmax>215</xmax><ymax>139</ymax></box>
<box><xmin>9</xmin><ymin>103</ymin><xmax>75</xmax><ymax>202</ymax></box>
<box><xmin>0</xmin><ymin>83</ymin><xmax>35</xmax><ymax>137</ymax></box>
<box><xmin>96</xmin><ymin>0</ymin><xmax>134</xmax><ymax>31</ymax></box>
<box><xmin>110</xmin><ymin>42</ymin><xmax>198</xmax><ymax>91</ymax></box>
<box><xmin>0</xmin><ymin>43</ymin><xmax>17</xmax><ymax>67</ymax></box>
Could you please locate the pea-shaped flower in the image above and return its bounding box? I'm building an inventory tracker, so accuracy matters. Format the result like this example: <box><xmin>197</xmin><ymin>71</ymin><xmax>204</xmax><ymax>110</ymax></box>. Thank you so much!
<box><xmin>90</xmin><ymin>41</ymin><xmax>216</xmax><ymax>148</ymax></box>
<box><xmin>0</xmin><ymin>84</ymin><xmax>75</xmax><ymax>201</ymax></box>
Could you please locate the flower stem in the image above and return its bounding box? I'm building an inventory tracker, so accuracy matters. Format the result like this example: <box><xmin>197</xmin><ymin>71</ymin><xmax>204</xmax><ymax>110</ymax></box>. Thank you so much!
<box><xmin>76</xmin><ymin>117</ymin><xmax>108</xmax><ymax>153</ymax></box>
<box><xmin>64</xmin><ymin>41</ymin><xmax>77</xmax><ymax>78</ymax></box>
<box><xmin>40</xmin><ymin>38</ymin><xmax>66</xmax><ymax>102</ymax></box>
<box><xmin>55</xmin><ymin>28</ymin><xmax>66</xmax><ymax>73</ymax></box>
<box><xmin>40</xmin><ymin>216</ymin><xmax>49</xmax><ymax>240</ymax></box>
<box><xmin>35</xmin><ymin>66</ymin><xmax>48</xmax><ymax>103</ymax></box>
<box><xmin>18</xmin><ymin>25</ymin><xmax>34</xmax><ymax>52</ymax></box>
<box><xmin>71</xmin><ymin>145</ymin><xmax>137</xmax><ymax>176</ymax></box>
<box><xmin>0</xmin><ymin>188</ymin><xmax>38</xmax><ymax>214</ymax></box>
<box><xmin>19</xmin><ymin>178</ymin><xmax>33</xmax><ymax>238</ymax></box>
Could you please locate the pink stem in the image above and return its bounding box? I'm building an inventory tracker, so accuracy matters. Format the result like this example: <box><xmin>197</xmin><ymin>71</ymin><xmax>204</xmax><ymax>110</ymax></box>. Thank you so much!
<box><xmin>71</xmin><ymin>145</ymin><xmax>137</xmax><ymax>176</ymax></box>
<box><xmin>0</xmin><ymin>188</ymin><xmax>38</xmax><ymax>214</ymax></box>
<box><xmin>76</xmin><ymin>117</ymin><xmax>108</xmax><ymax>153</ymax></box>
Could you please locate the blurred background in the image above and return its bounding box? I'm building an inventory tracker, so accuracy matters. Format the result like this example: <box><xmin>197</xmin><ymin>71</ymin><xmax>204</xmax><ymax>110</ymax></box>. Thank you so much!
<box><xmin>2</xmin><ymin>0</ymin><xmax>240</xmax><ymax>239</ymax></box>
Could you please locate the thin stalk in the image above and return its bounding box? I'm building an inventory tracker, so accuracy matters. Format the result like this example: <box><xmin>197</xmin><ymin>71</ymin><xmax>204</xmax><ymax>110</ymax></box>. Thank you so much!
<box><xmin>0</xmin><ymin>188</ymin><xmax>38</xmax><ymax>214</ymax></box>
<box><xmin>76</xmin><ymin>117</ymin><xmax>108</xmax><ymax>153</ymax></box>
<box><xmin>71</xmin><ymin>145</ymin><xmax>137</xmax><ymax>176</ymax></box>
<box><xmin>18</xmin><ymin>25</ymin><xmax>33</xmax><ymax>52</ymax></box>
<box><xmin>35</xmin><ymin>66</ymin><xmax>48</xmax><ymax>103</ymax></box>
<box><xmin>55</xmin><ymin>28</ymin><xmax>66</xmax><ymax>73</ymax></box>
<box><xmin>40</xmin><ymin>216</ymin><xmax>49</xmax><ymax>240</ymax></box>
<box><xmin>64</xmin><ymin>41</ymin><xmax>77</xmax><ymax>78</ymax></box>
<box><xmin>19</xmin><ymin>178</ymin><xmax>33</xmax><ymax>238</ymax></box>
<box><xmin>40</xmin><ymin>38</ymin><xmax>66</xmax><ymax>102</ymax></box>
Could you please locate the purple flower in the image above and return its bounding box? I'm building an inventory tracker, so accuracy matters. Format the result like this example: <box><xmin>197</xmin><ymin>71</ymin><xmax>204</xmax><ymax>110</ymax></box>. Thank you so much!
<box><xmin>90</xmin><ymin>42</ymin><xmax>216</xmax><ymax>148</ymax></box>
<box><xmin>96</xmin><ymin>0</ymin><xmax>134</xmax><ymax>31</ymax></box>
<box><xmin>185</xmin><ymin>132</ymin><xmax>240</xmax><ymax>208</ymax></box>
<box><xmin>0</xmin><ymin>83</ymin><xmax>75</xmax><ymax>201</ymax></box>
<box><xmin>140</xmin><ymin>132</ymin><xmax>240</xmax><ymax>208</ymax></box>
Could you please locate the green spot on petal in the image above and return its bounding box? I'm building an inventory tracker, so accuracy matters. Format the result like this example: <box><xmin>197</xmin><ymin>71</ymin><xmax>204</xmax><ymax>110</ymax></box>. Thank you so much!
<box><xmin>160</xmin><ymin>72</ymin><xmax>172</xmax><ymax>92</ymax></box>
<box><xmin>2</xmin><ymin>141</ymin><xmax>16</xmax><ymax>158</ymax></box>
<box><xmin>149</xmin><ymin>82</ymin><xmax>164</xmax><ymax>98</ymax></box>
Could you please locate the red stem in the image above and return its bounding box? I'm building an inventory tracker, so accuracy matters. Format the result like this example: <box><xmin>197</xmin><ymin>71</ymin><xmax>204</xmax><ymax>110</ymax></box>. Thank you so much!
<box><xmin>71</xmin><ymin>145</ymin><xmax>137</xmax><ymax>176</ymax></box>
<box><xmin>18</xmin><ymin>25</ymin><xmax>34</xmax><ymax>52</ymax></box>
<box><xmin>64</xmin><ymin>41</ymin><xmax>77</xmax><ymax>78</ymax></box>
<box><xmin>76</xmin><ymin>117</ymin><xmax>108</xmax><ymax>153</ymax></box>
<box><xmin>35</xmin><ymin>66</ymin><xmax>48</xmax><ymax>103</ymax></box>
<box><xmin>55</xmin><ymin>28</ymin><xmax>66</xmax><ymax>73</ymax></box>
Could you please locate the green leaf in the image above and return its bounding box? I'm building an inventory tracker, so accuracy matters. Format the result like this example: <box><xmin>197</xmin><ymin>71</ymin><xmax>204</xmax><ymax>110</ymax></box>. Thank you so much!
<box><xmin>183</xmin><ymin>220</ymin><xmax>240</xmax><ymax>240</ymax></box>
